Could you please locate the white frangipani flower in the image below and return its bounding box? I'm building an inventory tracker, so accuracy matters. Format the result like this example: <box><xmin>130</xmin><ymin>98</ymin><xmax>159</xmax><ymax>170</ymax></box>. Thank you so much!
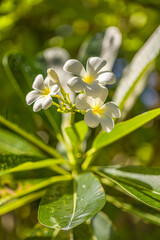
<box><xmin>63</xmin><ymin>57</ymin><xmax>116</xmax><ymax>97</ymax></box>
<box><xmin>75</xmin><ymin>90</ymin><xmax>121</xmax><ymax>132</ymax></box>
<box><xmin>26</xmin><ymin>69</ymin><xmax>60</xmax><ymax>112</ymax></box>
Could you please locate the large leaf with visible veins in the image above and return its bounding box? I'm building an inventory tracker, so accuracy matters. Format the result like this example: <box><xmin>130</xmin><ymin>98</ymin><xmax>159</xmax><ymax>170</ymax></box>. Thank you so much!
<box><xmin>38</xmin><ymin>172</ymin><xmax>106</xmax><ymax>230</ymax></box>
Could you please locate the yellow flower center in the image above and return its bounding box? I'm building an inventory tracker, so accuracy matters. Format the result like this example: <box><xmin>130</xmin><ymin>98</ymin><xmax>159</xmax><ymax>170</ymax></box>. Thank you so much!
<box><xmin>83</xmin><ymin>75</ymin><xmax>94</xmax><ymax>84</ymax></box>
<box><xmin>43</xmin><ymin>88</ymin><xmax>51</xmax><ymax>95</ymax></box>
<box><xmin>93</xmin><ymin>106</ymin><xmax>104</xmax><ymax>116</ymax></box>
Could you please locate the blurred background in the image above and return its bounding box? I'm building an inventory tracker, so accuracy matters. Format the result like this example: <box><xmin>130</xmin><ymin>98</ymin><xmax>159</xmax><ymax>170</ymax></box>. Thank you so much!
<box><xmin>0</xmin><ymin>0</ymin><xmax>160</xmax><ymax>239</ymax></box>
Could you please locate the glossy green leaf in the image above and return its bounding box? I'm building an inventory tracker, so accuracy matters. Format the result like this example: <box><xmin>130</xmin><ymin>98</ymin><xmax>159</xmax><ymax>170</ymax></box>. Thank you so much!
<box><xmin>113</xmin><ymin>26</ymin><xmax>160</xmax><ymax>116</ymax></box>
<box><xmin>98</xmin><ymin>166</ymin><xmax>160</xmax><ymax>209</ymax></box>
<box><xmin>65</xmin><ymin>120</ymin><xmax>88</xmax><ymax>146</ymax></box>
<box><xmin>92</xmin><ymin>212</ymin><xmax>115</xmax><ymax>240</ymax></box>
<box><xmin>2</xmin><ymin>53</ymin><xmax>62</xmax><ymax>135</ymax></box>
<box><xmin>0</xmin><ymin>128</ymin><xmax>45</xmax><ymax>157</ymax></box>
<box><xmin>38</xmin><ymin>172</ymin><xmax>106</xmax><ymax>230</ymax></box>
<box><xmin>92</xmin><ymin>108</ymin><xmax>160</xmax><ymax>151</ymax></box>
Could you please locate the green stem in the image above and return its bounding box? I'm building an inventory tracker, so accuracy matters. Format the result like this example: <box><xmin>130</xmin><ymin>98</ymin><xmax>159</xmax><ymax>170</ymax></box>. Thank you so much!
<box><xmin>70</xmin><ymin>112</ymin><xmax>81</xmax><ymax>142</ymax></box>
<box><xmin>0</xmin><ymin>115</ymin><xmax>63</xmax><ymax>159</ymax></box>
<box><xmin>81</xmin><ymin>148</ymin><xmax>96</xmax><ymax>170</ymax></box>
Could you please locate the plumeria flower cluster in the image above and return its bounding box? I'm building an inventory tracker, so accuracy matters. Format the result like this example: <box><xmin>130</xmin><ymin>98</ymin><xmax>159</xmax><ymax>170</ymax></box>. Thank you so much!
<box><xmin>26</xmin><ymin>57</ymin><xmax>121</xmax><ymax>132</ymax></box>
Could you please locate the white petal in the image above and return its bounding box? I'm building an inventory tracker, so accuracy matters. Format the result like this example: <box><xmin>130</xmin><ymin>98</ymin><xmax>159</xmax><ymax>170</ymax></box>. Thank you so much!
<box><xmin>63</xmin><ymin>59</ymin><xmax>86</xmax><ymax>76</ymax></box>
<box><xmin>26</xmin><ymin>90</ymin><xmax>41</xmax><ymax>105</ymax></box>
<box><xmin>100</xmin><ymin>115</ymin><xmax>114</xmax><ymax>132</ymax></box>
<box><xmin>102</xmin><ymin>102</ymin><xmax>121</xmax><ymax>118</ymax></box>
<box><xmin>85</xmin><ymin>82</ymin><xmax>108</xmax><ymax>101</ymax></box>
<box><xmin>97</xmin><ymin>72</ymin><xmax>116</xmax><ymax>85</ymax></box>
<box><xmin>32</xmin><ymin>74</ymin><xmax>44</xmax><ymax>91</ymax></box>
<box><xmin>47</xmin><ymin>69</ymin><xmax>60</xmax><ymax>84</ymax></box>
<box><xmin>75</xmin><ymin>94</ymin><xmax>93</xmax><ymax>110</ymax></box>
<box><xmin>33</xmin><ymin>97</ymin><xmax>44</xmax><ymax>112</ymax></box>
<box><xmin>67</xmin><ymin>76</ymin><xmax>85</xmax><ymax>93</ymax></box>
<box><xmin>50</xmin><ymin>84</ymin><xmax>60</xmax><ymax>96</ymax></box>
<box><xmin>44</xmin><ymin>76</ymin><xmax>54</xmax><ymax>88</ymax></box>
<box><xmin>42</xmin><ymin>96</ymin><xmax>53</xmax><ymax>110</ymax></box>
<box><xmin>84</xmin><ymin>110</ymin><xmax>99</xmax><ymax>128</ymax></box>
<box><xmin>87</xmin><ymin>57</ymin><xmax>107</xmax><ymax>75</ymax></box>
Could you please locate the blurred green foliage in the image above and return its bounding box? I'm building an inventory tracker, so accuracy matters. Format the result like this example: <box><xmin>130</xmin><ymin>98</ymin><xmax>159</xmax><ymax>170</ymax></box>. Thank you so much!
<box><xmin>0</xmin><ymin>0</ymin><xmax>160</xmax><ymax>239</ymax></box>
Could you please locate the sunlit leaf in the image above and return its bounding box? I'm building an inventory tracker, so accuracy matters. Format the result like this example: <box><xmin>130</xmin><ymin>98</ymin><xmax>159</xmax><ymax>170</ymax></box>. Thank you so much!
<box><xmin>38</xmin><ymin>172</ymin><xmax>106</xmax><ymax>230</ymax></box>
<box><xmin>92</xmin><ymin>108</ymin><xmax>160</xmax><ymax>151</ymax></box>
<box><xmin>97</xmin><ymin>166</ymin><xmax>160</xmax><ymax>209</ymax></box>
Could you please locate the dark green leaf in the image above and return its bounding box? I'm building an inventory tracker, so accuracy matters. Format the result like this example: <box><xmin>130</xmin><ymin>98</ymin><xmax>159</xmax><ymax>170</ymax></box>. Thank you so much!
<box><xmin>98</xmin><ymin>166</ymin><xmax>160</xmax><ymax>209</ymax></box>
<box><xmin>2</xmin><ymin>53</ymin><xmax>62</xmax><ymax>135</ymax></box>
<box><xmin>38</xmin><ymin>172</ymin><xmax>106</xmax><ymax>230</ymax></box>
<box><xmin>73</xmin><ymin>222</ymin><xmax>95</xmax><ymax>240</ymax></box>
<box><xmin>92</xmin><ymin>108</ymin><xmax>160</xmax><ymax>151</ymax></box>
<box><xmin>0</xmin><ymin>154</ymin><xmax>65</xmax><ymax>176</ymax></box>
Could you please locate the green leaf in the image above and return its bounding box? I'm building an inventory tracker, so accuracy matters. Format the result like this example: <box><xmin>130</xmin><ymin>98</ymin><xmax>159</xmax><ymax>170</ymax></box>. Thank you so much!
<box><xmin>113</xmin><ymin>26</ymin><xmax>160</xmax><ymax>116</ymax></box>
<box><xmin>106</xmin><ymin>195</ymin><xmax>160</xmax><ymax>226</ymax></box>
<box><xmin>92</xmin><ymin>212</ymin><xmax>115</xmax><ymax>240</ymax></box>
<box><xmin>0</xmin><ymin>128</ymin><xmax>45</xmax><ymax>157</ymax></box>
<box><xmin>97</xmin><ymin>166</ymin><xmax>160</xmax><ymax>209</ymax></box>
<box><xmin>65</xmin><ymin>120</ymin><xmax>88</xmax><ymax>146</ymax></box>
<box><xmin>0</xmin><ymin>172</ymin><xmax>72</xmax><ymax>211</ymax></box>
<box><xmin>38</xmin><ymin>172</ymin><xmax>106</xmax><ymax>230</ymax></box>
<box><xmin>0</xmin><ymin>154</ymin><xmax>65</xmax><ymax>176</ymax></box>
<box><xmin>0</xmin><ymin>115</ymin><xmax>62</xmax><ymax>159</ymax></box>
<box><xmin>73</xmin><ymin>222</ymin><xmax>95</xmax><ymax>240</ymax></box>
<box><xmin>92</xmin><ymin>108</ymin><xmax>160</xmax><ymax>151</ymax></box>
<box><xmin>2</xmin><ymin>53</ymin><xmax>62</xmax><ymax>136</ymax></box>
<box><xmin>0</xmin><ymin>190</ymin><xmax>44</xmax><ymax>216</ymax></box>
